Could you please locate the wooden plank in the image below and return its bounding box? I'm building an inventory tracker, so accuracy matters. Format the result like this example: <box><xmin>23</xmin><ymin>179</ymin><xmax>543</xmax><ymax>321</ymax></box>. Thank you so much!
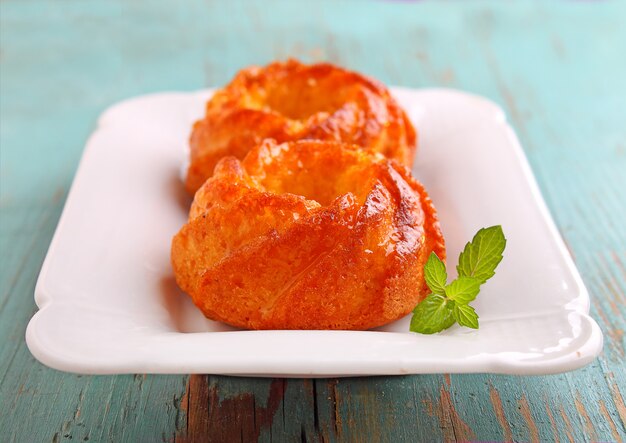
<box><xmin>1</xmin><ymin>1</ymin><xmax>625</xmax><ymax>442</ymax></box>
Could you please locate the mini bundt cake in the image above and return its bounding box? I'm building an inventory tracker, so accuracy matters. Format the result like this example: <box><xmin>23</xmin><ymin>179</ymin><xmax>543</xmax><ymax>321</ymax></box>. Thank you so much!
<box><xmin>185</xmin><ymin>59</ymin><xmax>417</xmax><ymax>194</ymax></box>
<box><xmin>172</xmin><ymin>140</ymin><xmax>445</xmax><ymax>330</ymax></box>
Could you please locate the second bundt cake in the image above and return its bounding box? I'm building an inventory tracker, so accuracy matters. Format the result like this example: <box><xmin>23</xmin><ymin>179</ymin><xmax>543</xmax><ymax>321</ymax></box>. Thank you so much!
<box><xmin>185</xmin><ymin>59</ymin><xmax>417</xmax><ymax>194</ymax></box>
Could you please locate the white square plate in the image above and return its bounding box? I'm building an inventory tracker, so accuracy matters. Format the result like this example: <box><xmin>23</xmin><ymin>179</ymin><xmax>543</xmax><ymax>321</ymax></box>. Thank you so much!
<box><xmin>26</xmin><ymin>88</ymin><xmax>603</xmax><ymax>376</ymax></box>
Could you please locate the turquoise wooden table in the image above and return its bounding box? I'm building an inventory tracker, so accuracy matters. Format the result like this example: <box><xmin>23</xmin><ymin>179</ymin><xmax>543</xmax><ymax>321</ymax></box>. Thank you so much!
<box><xmin>1</xmin><ymin>1</ymin><xmax>625</xmax><ymax>441</ymax></box>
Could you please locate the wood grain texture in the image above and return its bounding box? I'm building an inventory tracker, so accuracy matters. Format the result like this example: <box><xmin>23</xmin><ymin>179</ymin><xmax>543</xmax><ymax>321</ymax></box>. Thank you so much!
<box><xmin>1</xmin><ymin>1</ymin><xmax>625</xmax><ymax>441</ymax></box>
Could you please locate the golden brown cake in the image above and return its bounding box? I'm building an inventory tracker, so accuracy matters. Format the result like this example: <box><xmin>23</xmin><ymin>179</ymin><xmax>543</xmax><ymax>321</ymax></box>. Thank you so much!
<box><xmin>172</xmin><ymin>140</ymin><xmax>445</xmax><ymax>330</ymax></box>
<box><xmin>185</xmin><ymin>59</ymin><xmax>417</xmax><ymax>194</ymax></box>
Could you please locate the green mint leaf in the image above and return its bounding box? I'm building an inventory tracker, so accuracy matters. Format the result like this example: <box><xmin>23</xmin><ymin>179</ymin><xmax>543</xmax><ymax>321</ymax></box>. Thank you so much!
<box><xmin>444</xmin><ymin>276</ymin><xmax>481</xmax><ymax>304</ymax></box>
<box><xmin>457</xmin><ymin>225</ymin><xmax>506</xmax><ymax>284</ymax></box>
<box><xmin>453</xmin><ymin>303</ymin><xmax>479</xmax><ymax>329</ymax></box>
<box><xmin>424</xmin><ymin>252</ymin><xmax>447</xmax><ymax>295</ymax></box>
<box><xmin>410</xmin><ymin>226</ymin><xmax>506</xmax><ymax>335</ymax></box>
<box><xmin>410</xmin><ymin>294</ymin><xmax>455</xmax><ymax>335</ymax></box>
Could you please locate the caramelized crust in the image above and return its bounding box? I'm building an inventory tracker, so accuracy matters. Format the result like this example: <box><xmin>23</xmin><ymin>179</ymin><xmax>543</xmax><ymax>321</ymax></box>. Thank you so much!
<box><xmin>185</xmin><ymin>59</ymin><xmax>417</xmax><ymax>194</ymax></box>
<box><xmin>172</xmin><ymin>140</ymin><xmax>445</xmax><ymax>330</ymax></box>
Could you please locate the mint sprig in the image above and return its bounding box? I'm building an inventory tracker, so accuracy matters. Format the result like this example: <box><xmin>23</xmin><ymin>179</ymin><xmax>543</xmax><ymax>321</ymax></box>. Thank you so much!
<box><xmin>410</xmin><ymin>225</ymin><xmax>506</xmax><ymax>335</ymax></box>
